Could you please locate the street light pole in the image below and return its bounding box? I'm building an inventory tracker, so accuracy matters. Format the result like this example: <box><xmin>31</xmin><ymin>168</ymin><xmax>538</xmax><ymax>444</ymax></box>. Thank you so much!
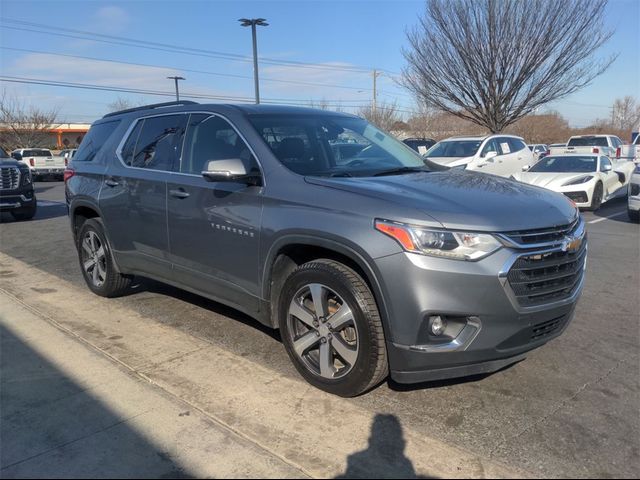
<box><xmin>167</xmin><ymin>76</ymin><xmax>185</xmax><ymax>102</ymax></box>
<box><xmin>239</xmin><ymin>18</ymin><xmax>269</xmax><ymax>104</ymax></box>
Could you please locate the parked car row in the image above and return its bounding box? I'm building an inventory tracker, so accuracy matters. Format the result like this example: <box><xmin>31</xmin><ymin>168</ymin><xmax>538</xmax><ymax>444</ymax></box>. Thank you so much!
<box><xmin>423</xmin><ymin>133</ymin><xmax>637</xmax><ymax>213</ymax></box>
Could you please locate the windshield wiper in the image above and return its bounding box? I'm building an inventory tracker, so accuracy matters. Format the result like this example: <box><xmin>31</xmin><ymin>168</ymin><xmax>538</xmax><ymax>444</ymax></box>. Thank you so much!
<box><xmin>328</xmin><ymin>171</ymin><xmax>353</xmax><ymax>177</ymax></box>
<box><xmin>372</xmin><ymin>166</ymin><xmax>428</xmax><ymax>177</ymax></box>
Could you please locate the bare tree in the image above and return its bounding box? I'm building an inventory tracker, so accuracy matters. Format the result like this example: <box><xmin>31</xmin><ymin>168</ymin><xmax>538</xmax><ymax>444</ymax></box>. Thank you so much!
<box><xmin>0</xmin><ymin>90</ymin><xmax>59</xmax><ymax>151</ymax></box>
<box><xmin>107</xmin><ymin>96</ymin><xmax>146</xmax><ymax>113</ymax></box>
<box><xmin>610</xmin><ymin>96</ymin><xmax>640</xmax><ymax>131</ymax></box>
<box><xmin>402</xmin><ymin>0</ymin><xmax>615</xmax><ymax>133</ymax></box>
<box><xmin>357</xmin><ymin>100</ymin><xmax>402</xmax><ymax>131</ymax></box>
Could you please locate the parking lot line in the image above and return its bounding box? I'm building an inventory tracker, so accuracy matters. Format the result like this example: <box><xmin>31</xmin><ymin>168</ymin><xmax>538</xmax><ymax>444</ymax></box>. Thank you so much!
<box><xmin>587</xmin><ymin>212</ymin><xmax>627</xmax><ymax>224</ymax></box>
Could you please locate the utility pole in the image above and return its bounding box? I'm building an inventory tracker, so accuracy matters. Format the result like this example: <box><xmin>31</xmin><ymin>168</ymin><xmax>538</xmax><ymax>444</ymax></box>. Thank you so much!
<box><xmin>239</xmin><ymin>18</ymin><xmax>269</xmax><ymax>104</ymax></box>
<box><xmin>167</xmin><ymin>76</ymin><xmax>185</xmax><ymax>102</ymax></box>
<box><xmin>372</xmin><ymin>69</ymin><xmax>382</xmax><ymax>118</ymax></box>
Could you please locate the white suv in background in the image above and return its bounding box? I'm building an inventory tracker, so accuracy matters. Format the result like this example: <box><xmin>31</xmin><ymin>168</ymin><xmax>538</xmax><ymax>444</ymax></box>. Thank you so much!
<box><xmin>628</xmin><ymin>164</ymin><xmax>640</xmax><ymax>222</ymax></box>
<box><xmin>423</xmin><ymin>134</ymin><xmax>536</xmax><ymax>177</ymax></box>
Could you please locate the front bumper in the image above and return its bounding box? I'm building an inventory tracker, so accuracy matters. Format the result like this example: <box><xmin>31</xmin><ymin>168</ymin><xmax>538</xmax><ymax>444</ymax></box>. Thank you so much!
<box><xmin>375</xmin><ymin>233</ymin><xmax>586</xmax><ymax>384</ymax></box>
<box><xmin>0</xmin><ymin>191</ymin><xmax>36</xmax><ymax>211</ymax></box>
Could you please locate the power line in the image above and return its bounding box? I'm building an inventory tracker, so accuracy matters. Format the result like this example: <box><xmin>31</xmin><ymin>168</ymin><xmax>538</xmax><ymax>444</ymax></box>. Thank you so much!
<box><xmin>0</xmin><ymin>18</ymin><xmax>399</xmax><ymax>75</ymax></box>
<box><xmin>0</xmin><ymin>46</ymin><xmax>374</xmax><ymax>92</ymax></box>
<box><xmin>0</xmin><ymin>75</ymin><xmax>372</xmax><ymax>108</ymax></box>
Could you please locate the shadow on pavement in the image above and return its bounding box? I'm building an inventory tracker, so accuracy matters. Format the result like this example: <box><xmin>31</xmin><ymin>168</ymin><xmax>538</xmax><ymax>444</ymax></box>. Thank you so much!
<box><xmin>0</xmin><ymin>324</ymin><xmax>193</xmax><ymax>478</ymax></box>
<box><xmin>589</xmin><ymin>196</ymin><xmax>633</xmax><ymax>224</ymax></box>
<box><xmin>0</xmin><ymin>203</ymin><xmax>67</xmax><ymax>223</ymax></box>
<box><xmin>336</xmin><ymin>414</ymin><xmax>431</xmax><ymax>479</ymax></box>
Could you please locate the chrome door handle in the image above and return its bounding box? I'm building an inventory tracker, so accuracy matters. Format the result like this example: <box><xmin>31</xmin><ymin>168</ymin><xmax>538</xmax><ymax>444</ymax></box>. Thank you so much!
<box><xmin>169</xmin><ymin>189</ymin><xmax>190</xmax><ymax>199</ymax></box>
<box><xmin>105</xmin><ymin>178</ymin><xmax>119</xmax><ymax>187</ymax></box>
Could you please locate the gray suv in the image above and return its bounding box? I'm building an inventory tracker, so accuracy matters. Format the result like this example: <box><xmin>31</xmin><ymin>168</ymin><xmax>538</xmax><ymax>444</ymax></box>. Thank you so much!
<box><xmin>65</xmin><ymin>101</ymin><xmax>586</xmax><ymax>397</ymax></box>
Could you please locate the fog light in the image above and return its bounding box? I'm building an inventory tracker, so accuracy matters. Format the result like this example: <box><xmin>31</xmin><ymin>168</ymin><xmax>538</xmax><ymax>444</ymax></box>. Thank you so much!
<box><xmin>429</xmin><ymin>315</ymin><xmax>446</xmax><ymax>336</ymax></box>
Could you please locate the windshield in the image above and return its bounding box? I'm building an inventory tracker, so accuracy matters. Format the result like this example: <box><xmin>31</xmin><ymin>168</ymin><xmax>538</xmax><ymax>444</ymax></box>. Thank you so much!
<box><xmin>528</xmin><ymin>156</ymin><xmax>597</xmax><ymax>173</ymax></box>
<box><xmin>424</xmin><ymin>140</ymin><xmax>482</xmax><ymax>158</ymax></box>
<box><xmin>248</xmin><ymin>114</ymin><xmax>427</xmax><ymax>177</ymax></box>
<box><xmin>568</xmin><ymin>137</ymin><xmax>608</xmax><ymax>147</ymax></box>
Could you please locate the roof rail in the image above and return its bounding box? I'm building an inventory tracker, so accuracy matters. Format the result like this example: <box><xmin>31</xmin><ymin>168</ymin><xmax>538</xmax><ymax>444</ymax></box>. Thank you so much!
<box><xmin>102</xmin><ymin>100</ymin><xmax>199</xmax><ymax>119</ymax></box>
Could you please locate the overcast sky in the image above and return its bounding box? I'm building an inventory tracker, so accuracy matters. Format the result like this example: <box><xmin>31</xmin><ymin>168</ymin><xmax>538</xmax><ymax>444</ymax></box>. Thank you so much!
<box><xmin>1</xmin><ymin>0</ymin><xmax>638</xmax><ymax>127</ymax></box>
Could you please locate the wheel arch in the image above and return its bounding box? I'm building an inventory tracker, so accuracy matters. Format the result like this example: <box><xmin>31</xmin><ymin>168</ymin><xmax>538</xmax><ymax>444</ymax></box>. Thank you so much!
<box><xmin>263</xmin><ymin>235</ymin><xmax>391</xmax><ymax>335</ymax></box>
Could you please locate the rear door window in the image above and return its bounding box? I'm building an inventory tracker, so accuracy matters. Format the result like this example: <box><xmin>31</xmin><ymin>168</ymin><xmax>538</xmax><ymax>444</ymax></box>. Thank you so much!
<box><xmin>128</xmin><ymin>114</ymin><xmax>187</xmax><ymax>171</ymax></box>
<box><xmin>74</xmin><ymin>120</ymin><xmax>121</xmax><ymax>162</ymax></box>
<box><xmin>507</xmin><ymin>138</ymin><xmax>527</xmax><ymax>153</ymax></box>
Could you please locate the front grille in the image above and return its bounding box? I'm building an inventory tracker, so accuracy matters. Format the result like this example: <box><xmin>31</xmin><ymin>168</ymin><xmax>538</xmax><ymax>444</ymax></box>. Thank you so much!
<box><xmin>564</xmin><ymin>191</ymin><xmax>588</xmax><ymax>203</ymax></box>
<box><xmin>501</xmin><ymin>217</ymin><xmax>579</xmax><ymax>246</ymax></box>
<box><xmin>0</xmin><ymin>167</ymin><xmax>20</xmax><ymax>190</ymax></box>
<box><xmin>507</xmin><ymin>239</ymin><xmax>587</xmax><ymax>307</ymax></box>
<box><xmin>631</xmin><ymin>183</ymin><xmax>640</xmax><ymax>196</ymax></box>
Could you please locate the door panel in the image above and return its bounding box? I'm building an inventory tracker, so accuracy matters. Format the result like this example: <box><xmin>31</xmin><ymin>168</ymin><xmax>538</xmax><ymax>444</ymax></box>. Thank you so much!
<box><xmin>167</xmin><ymin>113</ymin><xmax>264</xmax><ymax>312</ymax></box>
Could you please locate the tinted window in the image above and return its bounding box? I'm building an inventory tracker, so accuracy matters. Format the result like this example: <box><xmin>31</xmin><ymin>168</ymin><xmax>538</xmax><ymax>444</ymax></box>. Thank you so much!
<box><xmin>426</xmin><ymin>140</ymin><xmax>482</xmax><ymax>158</ymax></box>
<box><xmin>120</xmin><ymin>120</ymin><xmax>143</xmax><ymax>166</ymax></box>
<box><xmin>23</xmin><ymin>149</ymin><xmax>52</xmax><ymax>157</ymax></box>
<box><xmin>74</xmin><ymin>120</ymin><xmax>121</xmax><ymax>162</ymax></box>
<box><xmin>507</xmin><ymin>138</ymin><xmax>526</xmax><ymax>152</ymax></box>
<box><xmin>0</xmin><ymin>147</ymin><xmax>7</xmax><ymax>157</ymax></box>
<box><xmin>568</xmin><ymin>136</ymin><xmax>608</xmax><ymax>147</ymax></box>
<box><xmin>130</xmin><ymin>115</ymin><xmax>187</xmax><ymax>171</ymax></box>
<box><xmin>181</xmin><ymin>114</ymin><xmax>258</xmax><ymax>175</ymax></box>
<box><xmin>481</xmin><ymin>138</ymin><xmax>500</xmax><ymax>156</ymax></box>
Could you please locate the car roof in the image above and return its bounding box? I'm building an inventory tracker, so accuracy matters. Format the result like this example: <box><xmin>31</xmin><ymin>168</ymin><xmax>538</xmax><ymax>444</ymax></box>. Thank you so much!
<box><xmin>443</xmin><ymin>134</ymin><xmax>524</xmax><ymax>142</ymax></box>
<box><xmin>546</xmin><ymin>153</ymin><xmax>600</xmax><ymax>157</ymax></box>
<box><xmin>102</xmin><ymin>100</ymin><xmax>358</xmax><ymax>120</ymax></box>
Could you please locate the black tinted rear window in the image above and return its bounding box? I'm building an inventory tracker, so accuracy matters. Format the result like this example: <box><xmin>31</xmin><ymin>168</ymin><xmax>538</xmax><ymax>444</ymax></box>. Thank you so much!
<box><xmin>24</xmin><ymin>149</ymin><xmax>51</xmax><ymax>157</ymax></box>
<box><xmin>74</xmin><ymin>120</ymin><xmax>121</xmax><ymax>162</ymax></box>
<box><xmin>568</xmin><ymin>137</ymin><xmax>608</xmax><ymax>147</ymax></box>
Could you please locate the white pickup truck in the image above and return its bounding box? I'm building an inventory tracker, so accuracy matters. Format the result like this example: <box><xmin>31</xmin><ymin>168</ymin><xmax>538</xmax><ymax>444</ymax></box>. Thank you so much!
<box><xmin>10</xmin><ymin>148</ymin><xmax>66</xmax><ymax>180</ymax></box>
<box><xmin>549</xmin><ymin>134</ymin><xmax>635</xmax><ymax>162</ymax></box>
<box><xmin>620</xmin><ymin>134</ymin><xmax>640</xmax><ymax>164</ymax></box>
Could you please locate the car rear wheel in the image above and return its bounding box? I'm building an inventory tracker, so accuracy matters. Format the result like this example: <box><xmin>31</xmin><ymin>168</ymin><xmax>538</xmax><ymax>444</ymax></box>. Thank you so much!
<box><xmin>77</xmin><ymin>218</ymin><xmax>132</xmax><ymax>297</ymax></box>
<box><xmin>589</xmin><ymin>182</ymin><xmax>603</xmax><ymax>211</ymax></box>
<box><xmin>279</xmin><ymin>259</ymin><xmax>388</xmax><ymax>397</ymax></box>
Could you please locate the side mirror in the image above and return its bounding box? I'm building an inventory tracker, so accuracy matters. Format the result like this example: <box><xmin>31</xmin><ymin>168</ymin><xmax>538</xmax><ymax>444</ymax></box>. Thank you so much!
<box><xmin>484</xmin><ymin>151</ymin><xmax>498</xmax><ymax>160</ymax></box>
<box><xmin>522</xmin><ymin>165</ymin><xmax>531</xmax><ymax>172</ymax></box>
<box><xmin>602</xmin><ymin>163</ymin><xmax>613</xmax><ymax>172</ymax></box>
<box><xmin>64</xmin><ymin>152</ymin><xmax>69</xmax><ymax>159</ymax></box>
<box><xmin>201</xmin><ymin>158</ymin><xmax>261</xmax><ymax>185</ymax></box>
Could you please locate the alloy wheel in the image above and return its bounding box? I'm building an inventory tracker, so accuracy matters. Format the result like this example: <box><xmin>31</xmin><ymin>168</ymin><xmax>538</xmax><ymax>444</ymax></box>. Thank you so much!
<box><xmin>287</xmin><ymin>283</ymin><xmax>359</xmax><ymax>379</ymax></box>
<box><xmin>81</xmin><ymin>230</ymin><xmax>107</xmax><ymax>287</ymax></box>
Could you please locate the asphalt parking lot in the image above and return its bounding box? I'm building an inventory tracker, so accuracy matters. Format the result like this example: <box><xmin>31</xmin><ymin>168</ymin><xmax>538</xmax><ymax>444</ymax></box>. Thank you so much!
<box><xmin>1</xmin><ymin>181</ymin><xmax>639</xmax><ymax>478</ymax></box>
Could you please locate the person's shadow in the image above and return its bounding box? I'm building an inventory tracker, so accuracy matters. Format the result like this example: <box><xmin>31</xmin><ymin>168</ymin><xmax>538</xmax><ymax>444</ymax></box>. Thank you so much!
<box><xmin>336</xmin><ymin>414</ymin><xmax>430</xmax><ymax>479</ymax></box>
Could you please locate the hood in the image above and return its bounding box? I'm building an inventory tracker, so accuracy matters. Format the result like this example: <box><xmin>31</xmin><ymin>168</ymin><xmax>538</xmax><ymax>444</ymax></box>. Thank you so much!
<box><xmin>424</xmin><ymin>156</ymin><xmax>473</xmax><ymax>167</ymax></box>
<box><xmin>305</xmin><ymin>170</ymin><xmax>577</xmax><ymax>232</ymax></box>
<box><xmin>0</xmin><ymin>158</ymin><xmax>25</xmax><ymax>168</ymax></box>
<box><xmin>514</xmin><ymin>171</ymin><xmax>595</xmax><ymax>189</ymax></box>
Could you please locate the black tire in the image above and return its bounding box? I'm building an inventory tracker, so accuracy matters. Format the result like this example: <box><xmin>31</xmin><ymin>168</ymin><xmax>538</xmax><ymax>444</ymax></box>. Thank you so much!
<box><xmin>76</xmin><ymin>218</ymin><xmax>132</xmax><ymax>297</ymax></box>
<box><xmin>588</xmin><ymin>182</ymin><xmax>603</xmax><ymax>211</ymax></box>
<box><xmin>279</xmin><ymin>259</ymin><xmax>388</xmax><ymax>397</ymax></box>
<box><xmin>629</xmin><ymin>208</ymin><xmax>640</xmax><ymax>222</ymax></box>
<box><xmin>10</xmin><ymin>201</ymin><xmax>37</xmax><ymax>221</ymax></box>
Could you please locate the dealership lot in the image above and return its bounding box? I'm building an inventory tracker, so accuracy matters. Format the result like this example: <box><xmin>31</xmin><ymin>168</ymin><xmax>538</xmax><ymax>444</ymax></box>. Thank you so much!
<box><xmin>1</xmin><ymin>181</ymin><xmax>638</xmax><ymax>478</ymax></box>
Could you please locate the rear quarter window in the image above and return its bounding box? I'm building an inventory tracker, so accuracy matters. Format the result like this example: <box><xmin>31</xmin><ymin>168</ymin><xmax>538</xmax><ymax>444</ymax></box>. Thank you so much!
<box><xmin>74</xmin><ymin>119</ymin><xmax>121</xmax><ymax>162</ymax></box>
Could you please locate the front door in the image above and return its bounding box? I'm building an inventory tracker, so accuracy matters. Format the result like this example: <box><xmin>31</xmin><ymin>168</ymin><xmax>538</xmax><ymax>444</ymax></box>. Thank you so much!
<box><xmin>167</xmin><ymin>113</ymin><xmax>264</xmax><ymax>313</ymax></box>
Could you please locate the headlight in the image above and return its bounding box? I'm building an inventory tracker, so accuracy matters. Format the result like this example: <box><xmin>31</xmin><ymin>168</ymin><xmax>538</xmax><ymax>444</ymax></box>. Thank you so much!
<box><xmin>562</xmin><ymin>175</ymin><xmax>594</xmax><ymax>186</ymax></box>
<box><xmin>20</xmin><ymin>169</ymin><xmax>32</xmax><ymax>185</ymax></box>
<box><xmin>375</xmin><ymin>220</ymin><xmax>501</xmax><ymax>261</ymax></box>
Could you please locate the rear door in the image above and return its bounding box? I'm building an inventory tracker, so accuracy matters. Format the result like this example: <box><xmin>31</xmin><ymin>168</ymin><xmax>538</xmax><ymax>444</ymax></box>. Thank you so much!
<box><xmin>167</xmin><ymin>113</ymin><xmax>264</xmax><ymax>313</ymax></box>
<box><xmin>100</xmin><ymin>113</ymin><xmax>187</xmax><ymax>278</ymax></box>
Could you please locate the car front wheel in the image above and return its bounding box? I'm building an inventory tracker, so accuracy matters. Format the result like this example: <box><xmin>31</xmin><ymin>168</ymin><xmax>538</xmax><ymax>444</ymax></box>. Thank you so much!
<box><xmin>279</xmin><ymin>259</ymin><xmax>388</xmax><ymax>397</ymax></box>
<box><xmin>589</xmin><ymin>182</ymin><xmax>603</xmax><ymax>211</ymax></box>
